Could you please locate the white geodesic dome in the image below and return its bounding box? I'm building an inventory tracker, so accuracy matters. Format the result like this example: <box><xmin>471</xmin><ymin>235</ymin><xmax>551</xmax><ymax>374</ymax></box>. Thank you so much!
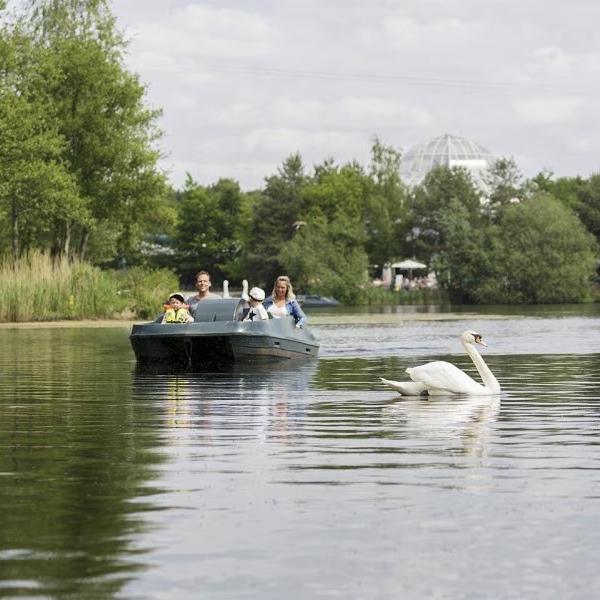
<box><xmin>401</xmin><ymin>133</ymin><xmax>495</xmax><ymax>189</ymax></box>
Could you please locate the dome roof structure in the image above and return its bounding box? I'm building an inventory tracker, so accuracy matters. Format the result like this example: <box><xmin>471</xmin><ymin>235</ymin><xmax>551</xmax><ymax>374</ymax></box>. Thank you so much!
<box><xmin>401</xmin><ymin>133</ymin><xmax>495</xmax><ymax>189</ymax></box>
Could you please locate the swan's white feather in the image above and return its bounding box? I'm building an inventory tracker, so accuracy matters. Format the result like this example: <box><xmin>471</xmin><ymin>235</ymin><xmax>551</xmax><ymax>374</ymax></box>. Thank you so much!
<box><xmin>380</xmin><ymin>331</ymin><xmax>500</xmax><ymax>397</ymax></box>
<box><xmin>407</xmin><ymin>361</ymin><xmax>487</xmax><ymax>395</ymax></box>
<box><xmin>379</xmin><ymin>377</ymin><xmax>427</xmax><ymax>396</ymax></box>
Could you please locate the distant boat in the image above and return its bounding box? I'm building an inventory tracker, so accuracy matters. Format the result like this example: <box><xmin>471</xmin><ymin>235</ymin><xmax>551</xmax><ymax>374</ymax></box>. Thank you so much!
<box><xmin>296</xmin><ymin>294</ymin><xmax>341</xmax><ymax>308</ymax></box>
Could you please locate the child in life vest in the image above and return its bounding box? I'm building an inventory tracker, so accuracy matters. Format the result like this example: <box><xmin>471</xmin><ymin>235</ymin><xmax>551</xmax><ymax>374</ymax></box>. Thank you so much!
<box><xmin>161</xmin><ymin>293</ymin><xmax>194</xmax><ymax>324</ymax></box>
<box><xmin>243</xmin><ymin>287</ymin><xmax>268</xmax><ymax>321</ymax></box>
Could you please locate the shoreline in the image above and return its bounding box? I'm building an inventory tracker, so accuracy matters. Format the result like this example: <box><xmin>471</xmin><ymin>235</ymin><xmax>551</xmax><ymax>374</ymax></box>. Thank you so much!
<box><xmin>0</xmin><ymin>312</ymin><xmax>514</xmax><ymax>330</ymax></box>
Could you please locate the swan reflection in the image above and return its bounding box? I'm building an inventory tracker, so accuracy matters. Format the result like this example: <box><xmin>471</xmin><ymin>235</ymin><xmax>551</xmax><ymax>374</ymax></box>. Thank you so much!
<box><xmin>381</xmin><ymin>394</ymin><xmax>500</xmax><ymax>457</ymax></box>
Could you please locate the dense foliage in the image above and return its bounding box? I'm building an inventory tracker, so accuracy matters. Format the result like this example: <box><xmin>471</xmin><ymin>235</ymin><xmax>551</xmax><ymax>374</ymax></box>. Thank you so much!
<box><xmin>1</xmin><ymin>0</ymin><xmax>168</xmax><ymax>263</ymax></box>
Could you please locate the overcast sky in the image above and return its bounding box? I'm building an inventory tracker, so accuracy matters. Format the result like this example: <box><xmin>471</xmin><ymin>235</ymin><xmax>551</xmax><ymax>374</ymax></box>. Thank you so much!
<box><xmin>108</xmin><ymin>1</ymin><xmax>600</xmax><ymax>190</ymax></box>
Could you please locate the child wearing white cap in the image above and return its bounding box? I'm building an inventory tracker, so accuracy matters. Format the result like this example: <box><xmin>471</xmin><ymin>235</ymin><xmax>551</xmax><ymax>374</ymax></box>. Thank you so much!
<box><xmin>243</xmin><ymin>287</ymin><xmax>268</xmax><ymax>321</ymax></box>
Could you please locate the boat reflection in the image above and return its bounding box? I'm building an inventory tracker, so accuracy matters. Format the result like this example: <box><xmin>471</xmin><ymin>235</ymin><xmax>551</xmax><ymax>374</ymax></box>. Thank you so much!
<box><xmin>132</xmin><ymin>360</ymin><xmax>318</xmax><ymax>445</ymax></box>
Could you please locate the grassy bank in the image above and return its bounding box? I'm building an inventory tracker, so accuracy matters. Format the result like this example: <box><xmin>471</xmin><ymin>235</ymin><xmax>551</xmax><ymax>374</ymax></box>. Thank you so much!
<box><xmin>0</xmin><ymin>253</ymin><xmax>178</xmax><ymax>322</ymax></box>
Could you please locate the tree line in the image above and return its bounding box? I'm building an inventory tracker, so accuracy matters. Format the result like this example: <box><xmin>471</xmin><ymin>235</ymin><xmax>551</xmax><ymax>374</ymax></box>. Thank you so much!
<box><xmin>169</xmin><ymin>153</ymin><xmax>599</xmax><ymax>304</ymax></box>
<box><xmin>1</xmin><ymin>0</ymin><xmax>599</xmax><ymax>305</ymax></box>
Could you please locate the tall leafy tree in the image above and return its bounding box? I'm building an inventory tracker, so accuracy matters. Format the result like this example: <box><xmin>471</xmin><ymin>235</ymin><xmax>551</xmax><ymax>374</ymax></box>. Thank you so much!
<box><xmin>175</xmin><ymin>176</ymin><xmax>250</xmax><ymax>284</ymax></box>
<box><xmin>243</xmin><ymin>153</ymin><xmax>306</xmax><ymax>286</ymax></box>
<box><xmin>445</xmin><ymin>194</ymin><xmax>597</xmax><ymax>304</ymax></box>
<box><xmin>527</xmin><ymin>171</ymin><xmax>600</xmax><ymax>251</ymax></box>
<box><xmin>280</xmin><ymin>160</ymin><xmax>369</xmax><ymax>302</ymax></box>
<box><xmin>365</xmin><ymin>138</ymin><xmax>410</xmax><ymax>273</ymax></box>
<box><xmin>410</xmin><ymin>166</ymin><xmax>483</xmax><ymax>265</ymax></box>
<box><xmin>0</xmin><ymin>19</ymin><xmax>84</xmax><ymax>260</ymax></box>
<box><xmin>24</xmin><ymin>0</ymin><xmax>167</xmax><ymax>261</ymax></box>
<box><xmin>492</xmin><ymin>194</ymin><xmax>596</xmax><ymax>303</ymax></box>
<box><xmin>483</xmin><ymin>157</ymin><xmax>523</xmax><ymax>220</ymax></box>
<box><xmin>429</xmin><ymin>198</ymin><xmax>492</xmax><ymax>301</ymax></box>
<box><xmin>528</xmin><ymin>171</ymin><xmax>584</xmax><ymax>212</ymax></box>
<box><xmin>574</xmin><ymin>174</ymin><xmax>600</xmax><ymax>247</ymax></box>
<box><xmin>280</xmin><ymin>215</ymin><xmax>369</xmax><ymax>304</ymax></box>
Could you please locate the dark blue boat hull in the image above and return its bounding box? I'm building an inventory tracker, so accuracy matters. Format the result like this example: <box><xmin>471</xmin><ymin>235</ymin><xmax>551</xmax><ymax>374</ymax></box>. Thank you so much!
<box><xmin>130</xmin><ymin>312</ymin><xmax>319</xmax><ymax>367</ymax></box>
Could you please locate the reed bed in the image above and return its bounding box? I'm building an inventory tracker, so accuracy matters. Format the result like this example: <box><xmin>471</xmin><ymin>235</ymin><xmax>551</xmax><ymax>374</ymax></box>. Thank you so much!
<box><xmin>0</xmin><ymin>252</ymin><xmax>178</xmax><ymax>322</ymax></box>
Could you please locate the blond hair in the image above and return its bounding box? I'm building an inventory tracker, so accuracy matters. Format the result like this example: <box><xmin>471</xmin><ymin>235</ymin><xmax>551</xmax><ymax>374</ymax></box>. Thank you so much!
<box><xmin>271</xmin><ymin>275</ymin><xmax>295</xmax><ymax>300</ymax></box>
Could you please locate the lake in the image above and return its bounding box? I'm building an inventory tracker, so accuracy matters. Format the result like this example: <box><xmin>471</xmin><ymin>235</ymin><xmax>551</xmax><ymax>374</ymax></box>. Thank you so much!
<box><xmin>1</xmin><ymin>304</ymin><xmax>599</xmax><ymax>598</ymax></box>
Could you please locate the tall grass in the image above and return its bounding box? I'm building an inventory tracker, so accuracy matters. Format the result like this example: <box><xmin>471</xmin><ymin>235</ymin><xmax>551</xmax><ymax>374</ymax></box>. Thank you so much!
<box><xmin>0</xmin><ymin>252</ymin><xmax>178</xmax><ymax>322</ymax></box>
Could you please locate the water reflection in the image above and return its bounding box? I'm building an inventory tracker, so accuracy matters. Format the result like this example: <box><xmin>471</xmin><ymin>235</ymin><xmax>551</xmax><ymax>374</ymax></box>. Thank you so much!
<box><xmin>381</xmin><ymin>395</ymin><xmax>500</xmax><ymax>456</ymax></box>
<box><xmin>0</xmin><ymin>328</ymin><xmax>164</xmax><ymax>598</ymax></box>
<box><xmin>0</xmin><ymin>318</ymin><xmax>599</xmax><ymax>599</ymax></box>
<box><xmin>132</xmin><ymin>360</ymin><xmax>318</xmax><ymax>447</ymax></box>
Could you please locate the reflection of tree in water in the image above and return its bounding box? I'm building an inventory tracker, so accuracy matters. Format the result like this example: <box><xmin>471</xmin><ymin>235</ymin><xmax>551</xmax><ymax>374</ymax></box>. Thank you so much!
<box><xmin>381</xmin><ymin>395</ymin><xmax>500</xmax><ymax>457</ymax></box>
<box><xmin>0</xmin><ymin>328</ymin><xmax>166</xmax><ymax>597</ymax></box>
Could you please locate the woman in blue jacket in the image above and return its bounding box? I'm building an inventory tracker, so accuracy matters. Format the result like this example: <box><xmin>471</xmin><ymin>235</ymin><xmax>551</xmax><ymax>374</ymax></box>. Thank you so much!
<box><xmin>263</xmin><ymin>275</ymin><xmax>307</xmax><ymax>328</ymax></box>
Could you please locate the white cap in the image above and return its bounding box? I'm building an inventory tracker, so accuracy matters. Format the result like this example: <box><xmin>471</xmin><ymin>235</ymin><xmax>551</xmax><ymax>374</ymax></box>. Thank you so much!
<box><xmin>249</xmin><ymin>287</ymin><xmax>265</xmax><ymax>302</ymax></box>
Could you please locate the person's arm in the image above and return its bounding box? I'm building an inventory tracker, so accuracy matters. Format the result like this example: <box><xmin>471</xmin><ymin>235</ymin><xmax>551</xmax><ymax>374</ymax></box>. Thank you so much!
<box><xmin>289</xmin><ymin>300</ymin><xmax>307</xmax><ymax>327</ymax></box>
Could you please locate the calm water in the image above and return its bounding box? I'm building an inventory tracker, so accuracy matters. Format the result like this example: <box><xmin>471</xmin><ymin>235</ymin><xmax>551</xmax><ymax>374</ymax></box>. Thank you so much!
<box><xmin>1</xmin><ymin>305</ymin><xmax>599</xmax><ymax>599</ymax></box>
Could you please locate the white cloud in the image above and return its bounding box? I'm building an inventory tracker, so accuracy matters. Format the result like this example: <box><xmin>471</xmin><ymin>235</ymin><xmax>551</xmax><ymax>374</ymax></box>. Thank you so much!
<box><xmin>123</xmin><ymin>4</ymin><xmax>272</xmax><ymax>77</ymax></box>
<box><xmin>512</xmin><ymin>97</ymin><xmax>586</xmax><ymax>124</ymax></box>
<box><xmin>241</xmin><ymin>127</ymin><xmax>363</xmax><ymax>157</ymax></box>
<box><xmin>108</xmin><ymin>0</ymin><xmax>600</xmax><ymax>188</ymax></box>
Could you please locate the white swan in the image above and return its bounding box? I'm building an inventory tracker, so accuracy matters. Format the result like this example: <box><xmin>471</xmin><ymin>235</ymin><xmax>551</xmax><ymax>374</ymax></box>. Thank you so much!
<box><xmin>380</xmin><ymin>331</ymin><xmax>500</xmax><ymax>396</ymax></box>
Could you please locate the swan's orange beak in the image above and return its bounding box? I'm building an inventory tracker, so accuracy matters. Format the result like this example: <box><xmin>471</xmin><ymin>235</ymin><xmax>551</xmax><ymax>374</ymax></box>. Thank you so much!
<box><xmin>474</xmin><ymin>335</ymin><xmax>487</xmax><ymax>346</ymax></box>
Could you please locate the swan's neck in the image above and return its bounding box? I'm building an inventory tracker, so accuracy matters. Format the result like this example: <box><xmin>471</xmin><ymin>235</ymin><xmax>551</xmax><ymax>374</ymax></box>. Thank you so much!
<box><xmin>463</xmin><ymin>341</ymin><xmax>501</xmax><ymax>392</ymax></box>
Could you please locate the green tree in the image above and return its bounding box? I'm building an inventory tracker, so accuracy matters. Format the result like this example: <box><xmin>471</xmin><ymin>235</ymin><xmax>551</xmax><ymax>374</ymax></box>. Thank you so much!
<box><xmin>175</xmin><ymin>176</ymin><xmax>250</xmax><ymax>284</ymax></box>
<box><xmin>484</xmin><ymin>156</ymin><xmax>523</xmax><ymax>220</ymax></box>
<box><xmin>410</xmin><ymin>166</ymin><xmax>483</xmax><ymax>265</ymax></box>
<box><xmin>243</xmin><ymin>153</ymin><xmax>306</xmax><ymax>286</ymax></box>
<box><xmin>280</xmin><ymin>161</ymin><xmax>369</xmax><ymax>302</ymax></box>
<box><xmin>24</xmin><ymin>0</ymin><xmax>167</xmax><ymax>262</ymax></box>
<box><xmin>429</xmin><ymin>198</ymin><xmax>492</xmax><ymax>301</ymax></box>
<box><xmin>529</xmin><ymin>171</ymin><xmax>585</xmax><ymax>213</ymax></box>
<box><xmin>527</xmin><ymin>171</ymin><xmax>600</xmax><ymax>252</ymax></box>
<box><xmin>365</xmin><ymin>138</ymin><xmax>410</xmax><ymax>273</ymax></box>
<box><xmin>471</xmin><ymin>194</ymin><xmax>597</xmax><ymax>303</ymax></box>
<box><xmin>280</xmin><ymin>215</ymin><xmax>369</xmax><ymax>304</ymax></box>
<box><xmin>0</xmin><ymin>21</ymin><xmax>84</xmax><ymax>260</ymax></box>
<box><xmin>574</xmin><ymin>174</ymin><xmax>600</xmax><ymax>246</ymax></box>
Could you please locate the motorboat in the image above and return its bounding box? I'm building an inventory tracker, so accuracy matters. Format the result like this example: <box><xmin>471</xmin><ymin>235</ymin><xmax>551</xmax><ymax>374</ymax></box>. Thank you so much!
<box><xmin>130</xmin><ymin>298</ymin><xmax>319</xmax><ymax>368</ymax></box>
<box><xmin>296</xmin><ymin>294</ymin><xmax>341</xmax><ymax>308</ymax></box>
